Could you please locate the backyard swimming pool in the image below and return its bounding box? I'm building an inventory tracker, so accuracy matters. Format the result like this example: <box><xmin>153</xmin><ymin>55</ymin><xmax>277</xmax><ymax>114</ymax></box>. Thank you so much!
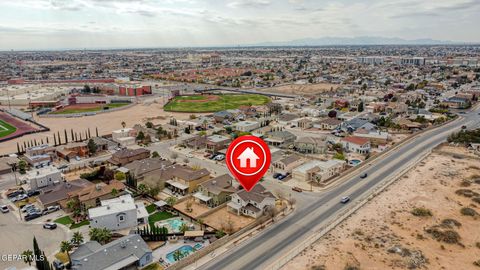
<box><xmin>349</xmin><ymin>159</ymin><xmax>362</xmax><ymax>166</ymax></box>
<box><xmin>165</xmin><ymin>243</ymin><xmax>204</xmax><ymax>263</ymax></box>
<box><xmin>158</xmin><ymin>218</ymin><xmax>185</xmax><ymax>233</ymax></box>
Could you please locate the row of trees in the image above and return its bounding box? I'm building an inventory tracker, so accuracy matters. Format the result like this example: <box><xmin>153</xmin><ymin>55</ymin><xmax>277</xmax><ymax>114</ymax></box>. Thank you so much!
<box><xmin>136</xmin><ymin>225</ymin><xmax>168</xmax><ymax>241</ymax></box>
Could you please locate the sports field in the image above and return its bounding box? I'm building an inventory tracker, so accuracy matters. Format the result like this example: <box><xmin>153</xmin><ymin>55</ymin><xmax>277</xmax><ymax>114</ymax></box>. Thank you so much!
<box><xmin>0</xmin><ymin>119</ymin><xmax>17</xmax><ymax>138</ymax></box>
<box><xmin>51</xmin><ymin>103</ymin><xmax>131</xmax><ymax>114</ymax></box>
<box><xmin>163</xmin><ymin>94</ymin><xmax>271</xmax><ymax>112</ymax></box>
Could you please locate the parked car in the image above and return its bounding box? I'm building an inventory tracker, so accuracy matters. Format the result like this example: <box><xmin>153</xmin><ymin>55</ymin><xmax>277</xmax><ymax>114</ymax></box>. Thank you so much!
<box><xmin>26</xmin><ymin>208</ymin><xmax>41</xmax><ymax>215</ymax></box>
<box><xmin>340</xmin><ymin>196</ymin><xmax>351</xmax><ymax>204</ymax></box>
<box><xmin>0</xmin><ymin>205</ymin><xmax>9</xmax><ymax>213</ymax></box>
<box><xmin>273</xmin><ymin>173</ymin><xmax>281</xmax><ymax>179</ymax></box>
<box><xmin>360</xmin><ymin>173</ymin><xmax>368</xmax><ymax>179</ymax></box>
<box><xmin>292</xmin><ymin>186</ymin><xmax>303</xmax><ymax>192</ymax></box>
<box><xmin>57</xmin><ymin>164</ymin><xmax>68</xmax><ymax>170</ymax></box>
<box><xmin>43</xmin><ymin>222</ymin><xmax>57</xmax><ymax>230</ymax></box>
<box><xmin>7</xmin><ymin>190</ymin><xmax>25</xmax><ymax>199</ymax></box>
<box><xmin>42</xmin><ymin>205</ymin><xmax>61</xmax><ymax>215</ymax></box>
<box><xmin>27</xmin><ymin>190</ymin><xmax>40</xmax><ymax>197</ymax></box>
<box><xmin>24</xmin><ymin>212</ymin><xmax>42</xmax><ymax>221</ymax></box>
<box><xmin>186</xmin><ymin>153</ymin><xmax>194</xmax><ymax>158</ymax></box>
<box><xmin>21</xmin><ymin>204</ymin><xmax>35</xmax><ymax>213</ymax></box>
<box><xmin>53</xmin><ymin>259</ymin><xmax>64</xmax><ymax>270</ymax></box>
<box><xmin>214</xmin><ymin>154</ymin><xmax>225</xmax><ymax>161</ymax></box>
<box><xmin>12</xmin><ymin>194</ymin><xmax>28</xmax><ymax>202</ymax></box>
<box><xmin>277</xmin><ymin>174</ymin><xmax>286</xmax><ymax>180</ymax></box>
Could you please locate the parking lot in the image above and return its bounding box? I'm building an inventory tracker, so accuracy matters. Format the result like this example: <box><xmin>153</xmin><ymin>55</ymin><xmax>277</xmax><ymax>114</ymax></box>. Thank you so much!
<box><xmin>0</xmin><ymin>209</ymin><xmax>70</xmax><ymax>269</ymax></box>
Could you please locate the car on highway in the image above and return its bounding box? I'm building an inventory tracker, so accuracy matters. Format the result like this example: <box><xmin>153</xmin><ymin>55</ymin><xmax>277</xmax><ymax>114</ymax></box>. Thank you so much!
<box><xmin>360</xmin><ymin>173</ymin><xmax>368</xmax><ymax>179</ymax></box>
<box><xmin>292</xmin><ymin>186</ymin><xmax>303</xmax><ymax>192</ymax></box>
<box><xmin>340</xmin><ymin>196</ymin><xmax>351</xmax><ymax>204</ymax></box>
<box><xmin>0</xmin><ymin>205</ymin><xmax>9</xmax><ymax>213</ymax></box>
<box><xmin>43</xmin><ymin>222</ymin><xmax>57</xmax><ymax>230</ymax></box>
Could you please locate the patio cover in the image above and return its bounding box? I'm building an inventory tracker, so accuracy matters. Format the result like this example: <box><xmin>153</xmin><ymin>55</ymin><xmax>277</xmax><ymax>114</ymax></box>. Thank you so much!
<box><xmin>166</xmin><ymin>180</ymin><xmax>188</xmax><ymax>190</ymax></box>
<box><xmin>184</xmin><ymin>231</ymin><xmax>204</xmax><ymax>237</ymax></box>
<box><xmin>193</xmin><ymin>192</ymin><xmax>212</xmax><ymax>202</ymax></box>
<box><xmin>154</xmin><ymin>200</ymin><xmax>167</xmax><ymax>208</ymax></box>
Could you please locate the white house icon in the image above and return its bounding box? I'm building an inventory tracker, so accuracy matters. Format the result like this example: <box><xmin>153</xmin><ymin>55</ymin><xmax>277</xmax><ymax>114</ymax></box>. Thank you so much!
<box><xmin>237</xmin><ymin>147</ymin><xmax>260</xmax><ymax>168</ymax></box>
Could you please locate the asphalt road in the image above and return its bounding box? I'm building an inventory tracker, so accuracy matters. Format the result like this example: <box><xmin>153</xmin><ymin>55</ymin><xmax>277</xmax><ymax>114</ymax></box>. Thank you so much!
<box><xmin>200</xmin><ymin>107</ymin><xmax>480</xmax><ymax>270</ymax></box>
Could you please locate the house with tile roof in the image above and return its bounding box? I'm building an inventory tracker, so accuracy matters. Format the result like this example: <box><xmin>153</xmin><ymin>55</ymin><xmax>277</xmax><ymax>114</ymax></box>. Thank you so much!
<box><xmin>341</xmin><ymin>136</ymin><xmax>371</xmax><ymax>154</ymax></box>
<box><xmin>227</xmin><ymin>184</ymin><xmax>276</xmax><ymax>218</ymax></box>
<box><xmin>194</xmin><ymin>174</ymin><xmax>237</xmax><ymax>207</ymax></box>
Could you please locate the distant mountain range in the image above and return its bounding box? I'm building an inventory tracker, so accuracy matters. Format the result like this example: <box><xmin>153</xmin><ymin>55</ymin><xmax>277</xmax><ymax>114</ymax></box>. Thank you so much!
<box><xmin>250</xmin><ymin>36</ymin><xmax>469</xmax><ymax>46</ymax></box>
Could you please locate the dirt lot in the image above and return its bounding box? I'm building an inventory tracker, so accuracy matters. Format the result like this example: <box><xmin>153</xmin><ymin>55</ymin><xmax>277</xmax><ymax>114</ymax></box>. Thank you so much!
<box><xmin>174</xmin><ymin>199</ymin><xmax>211</xmax><ymax>218</ymax></box>
<box><xmin>282</xmin><ymin>145</ymin><xmax>480</xmax><ymax>270</ymax></box>
<box><xmin>0</xmin><ymin>100</ymin><xmax>200</xmax><ymax>154</ymax></box>
<box><xmin>202</xmin><ymin>206</ymin><xmax>255</xmax><ymax>233</ymax></box>
<box><xmin>260</xmin><ymin>83</ymin><xmax>340</xmax><ymax>96</ymax></box>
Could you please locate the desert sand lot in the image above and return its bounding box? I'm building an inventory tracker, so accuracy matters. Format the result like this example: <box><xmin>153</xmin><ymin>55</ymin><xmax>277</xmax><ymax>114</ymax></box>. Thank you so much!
<box><xmin>282</xmin><ymin>145</ymin><xmax>480</xmax><ymax>270</ymax></box>
<box><xmin>0</xmin><ymin>100</ymin><xmax>201</xmax><ymax>155</ymax></box>
<box><xmin>260</xmin><ymin>83</ymin><xmax>340</xmax><ymax>95</ymax></box>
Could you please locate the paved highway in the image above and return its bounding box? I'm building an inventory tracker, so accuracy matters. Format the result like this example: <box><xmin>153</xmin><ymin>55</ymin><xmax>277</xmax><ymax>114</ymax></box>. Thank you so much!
<box><xmin>199</xmin><ymin>107</ymin><xmax>480</xmax><ymax>270</ymax></box>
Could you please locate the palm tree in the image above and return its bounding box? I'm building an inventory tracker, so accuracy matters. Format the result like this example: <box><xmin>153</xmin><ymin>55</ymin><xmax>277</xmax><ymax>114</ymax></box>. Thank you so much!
<box><xmin>71</xmin><ymin>232</ymin><xmax>84</xmax><ymax>246</ymax></box>
<box><xmin>121</xmin><ymin>121</ymin><xmax>126</xmax><ymax>128</ymax></box>
<box><xmin>21</xmin><ymin>249</ymin><xmax>33</xmax><ymax>266</ymax></box>
<box><xmin>173</xmin><ymin>250</ymin><xmax>185</xmax><ymax>261</ymax></box>
<box><xmin>179</xmin><ymin>223</ymin><xmax>189</xmax><ymax>233</ymax></box>
<box><xmin>89</xmin><ymin>228</ymin><xmax>112</xmax><ymax>245</ymax></box>
<box><xmin>196</xmin><ymin>218</ymin><xmax>204</xmax><ymax>230</ymax></box>
<box><xmin>166</xmin><ymin>197</ymin><xmax>177</xmax><ymax>207</ymax></box>
<box><xmin>60</xmin><ymin>241</ymin><xmax>73</xmax><ymax>264</ymax></box>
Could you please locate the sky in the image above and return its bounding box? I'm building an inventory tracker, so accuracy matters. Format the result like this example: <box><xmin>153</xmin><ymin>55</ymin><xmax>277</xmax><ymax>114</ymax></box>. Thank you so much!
<box><xmin>0</xmin><ymin>0</ymin><xmax>479</xmax><ymax>50</ymax></box>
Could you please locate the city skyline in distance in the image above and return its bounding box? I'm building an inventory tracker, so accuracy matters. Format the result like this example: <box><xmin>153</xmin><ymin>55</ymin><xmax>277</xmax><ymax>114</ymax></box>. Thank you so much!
<box><xmin>1</xmin><ymin>0</ymin><xmax>479</xmax><ymax>50</ymax></box>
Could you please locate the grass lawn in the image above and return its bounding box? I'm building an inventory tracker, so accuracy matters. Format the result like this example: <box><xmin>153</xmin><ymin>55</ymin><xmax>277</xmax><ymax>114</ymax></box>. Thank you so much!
<box><xmin>54</xmin><ymin>216</ymin><xmax>74</xmax><ymax>226</ymax></box>
<box><xmin>143</xmin><ymin>263</ymin><xmax>164</xmax><ymax>270</ymax></box>
<box><xmin>70</xmin><ymin>220</ymin><xmax>90</xmax><ymax>229</ymax></box>
<box><xmin>51</xmin><ymin>103</ymin><xmax>131</xmax><ymax>114</ymax></box>
<box><xmin>148</xmin><ymin>211</ymin><xmax>174</xmax><ymax>227</ymax></box>
<box><xmin>146</xmin><ymin>204</ymin><xmax>156</xmax><ymax>214</ymax></box>
<box><xmin>164</xmin><ymin>94</ymin><xmax>270</xmax><ymax>112</ymax></box>
<box><xmin>0</xmin><ymin>119</ymin><xmax>17</xmax><ymax>138</ymax></box>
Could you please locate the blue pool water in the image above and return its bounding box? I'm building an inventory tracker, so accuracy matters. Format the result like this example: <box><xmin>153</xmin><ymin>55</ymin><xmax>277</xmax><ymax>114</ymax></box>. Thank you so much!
<box><xmin>166</xmin><ymin>244</ymin><xmax>203</xmax><ymax>263</ymax></box>
<box><xmin>159</xmin><ymin>218</ymin><xmax>185</xmax><ymax>232</ymax></box>
<box><xmin>350</xmin><ymin>159</ymin><xmax>361</xmax><ymax>166</ymax></box>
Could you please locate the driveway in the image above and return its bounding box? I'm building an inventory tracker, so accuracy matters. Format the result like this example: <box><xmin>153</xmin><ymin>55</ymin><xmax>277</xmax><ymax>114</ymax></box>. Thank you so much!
<box><xmin>0</xmin><ymin>210</ymin><xmax>70</xmax><ymax>269</ymax></box>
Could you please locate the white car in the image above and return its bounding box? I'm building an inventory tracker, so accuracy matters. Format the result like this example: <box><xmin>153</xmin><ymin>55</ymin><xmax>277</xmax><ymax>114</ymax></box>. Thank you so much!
<box><xmin>0</xmin><ymin>205</ymin><xmax>9</xmax><ymax>213</ymax></box>
<box><xmin>186</xmin><ymin>154</ymin><xmax>194</xmax><ymax>158</ymax></box>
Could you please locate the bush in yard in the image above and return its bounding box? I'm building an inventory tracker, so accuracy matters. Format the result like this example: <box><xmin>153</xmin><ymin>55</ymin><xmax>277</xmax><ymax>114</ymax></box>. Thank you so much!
<box><xmin>425</xmin><ymin>225</ymin><xmax>461</xmax><ymax>244</ymax></box>
<box><xmin>460</xmin><ymin>207</ymin><xmax>478</xmax><ymax>217</ymax></box>
<box><xmin>411</xmin><ymin>207</ymin><xmax>433</xmax><ymax>217</ymax></box>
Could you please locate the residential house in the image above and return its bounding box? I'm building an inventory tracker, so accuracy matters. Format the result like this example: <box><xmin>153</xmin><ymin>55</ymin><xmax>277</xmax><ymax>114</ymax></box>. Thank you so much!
<box><xmin>213</xmin><ymin>111</ymin><xmax>234</xmax><ymax>123</ymax></box>
<box><xmin>292</xmin><ymin>159</ymin><xmax>345</xmax><ymax>185</ymax></box>
<box><xmin>23</xmin><ymin>166</ymin><xmax>63</xmax><ymax>190</ymax></box>
<box><xmin>294</xmin><ymin>137</ymin><xmax>327</xmax><ymax>154</ymax></box>
<box><xmin>194</xmin><ymin>174</ymin><xmax>236</xmax><ymax>207</ymax></box>
<box><xmin>109</xmin><ymin>148</ymin><xmax>151</xmax><ymax>166</ymax></box>
<box><xmin>68</xmin><ymin>180</ymin><xmax>126</xmax><ymax>212</ymax></box>
<box><xmin>341</xmin><ymin>136</ymin><xmax>371</xmax><ymax>154</ymax></box>
<box><xmin>293</xmin><ymin>118</ymin><xmax>313</xmax><ymax>129</ymax></box>
<box><xmin>353</xmin><ymin>128</ymin><xmax>389</xmax><ymax>144</ymax></box>
<box><xmin>264</xmin><ymin>130</ymin><xmax>296</xmax><ymax>147</ymax></box>
<box><xmin>24</xmin><ymin>154</ymin><xmax>52</xmax><ymax>168</ymax></box>
<box><xmin>272</xmin><ymin>155</ymin><xmax>304</xmax><ymax>173</ymax></box>
<box><xmin>164</xmin><ymin>165</ymin><xmax>210</xmax><ymax>195</ymax></box>
<box><xmin>386</xmin><ymin>102</ymin><xmax>408</xmax><ymax>115</ymax></box>
<box><xmin>112</xmin><ymin>128</ymin><xmax>137</xmax><ymax>147</ymax></box>
<box><xmin>313</xmin><ymin>118</ymin><xmax>342</xmax><ymax>130</ymax></box>
<box><xmin>70</xmin><ymin>234</ymin><xmax>153</xmax><ymax>270</ymax></box>
<box><xmin>0</xmin><ymin>157</ymin><xmax>17</xmax><ymax>175</ymax></box>
<box><xmin>88</xmin><ymin>194</ymin><xmax>148</xmax><ymax>231</ymax></box>
<box><xmin>227</xmin><ymin>184</ymin><xmax>276</xmax><ymax>218</ymax></box>
<box><xmin>206</xmin><ymin>135</ymin><xmax>231</xmax><ymax>153</ymax></box>
<box><xmin>56</xmin><ymin>142</ymin><xmax>89</xmax><ymax>160</ymax></box>
<box><xmin>233</xmin><ymin>121</ymin><xmax>260</xmax><ymax>132</ymax></box>
<box><xmin>123</xmin><ymin>158</ymin><xmax>173</xmax><ymax>180</ymax></box>
<box><xmin>37</xmin><ymin>179</ymin><xmax>93</xmax><ymax>208</ymax></box>
<box><xmin>277</xmin><ymin>113</ymin><xmax>299</xmax><ymax>126</ymax></box>
<box><xmin>24</xmin><ymin>144</ymin><xmax>56</xmax><ymax>167</ymax></box>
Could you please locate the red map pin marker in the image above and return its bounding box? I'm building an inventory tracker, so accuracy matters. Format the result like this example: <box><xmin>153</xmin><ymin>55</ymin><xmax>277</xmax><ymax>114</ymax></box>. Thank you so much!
<box><xmin>226</xmin><ymin>135</ymin><xmax>271</xmax><ymax>192</ymax></box>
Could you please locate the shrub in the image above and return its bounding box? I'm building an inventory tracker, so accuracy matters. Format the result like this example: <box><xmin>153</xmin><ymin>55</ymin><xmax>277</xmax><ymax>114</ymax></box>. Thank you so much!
<box><xmin>411</xmin><ymin>207</ymin><xmax>433</xmax><ymax>217</ymax></box>
<box><xmin>425</xmin><ymin>226</ymin><xmax>461</xmax><ymax>244</ymax></box>
<box><xmin>476</xmin><ymin>242</ymin><xmax>480</xmax><ymax>249</ymax></box>
<box><xmin>473</xmin><ymin>197</ymin><xmax>480</xmax><ymax>204</ymax></box>
<box><xmin>441</xmin><ymin>218</ymin><xmax>462</xmax><ymax>228</ymax></box>
<box><xmin>474</xmin><ymin>260</ymin><xmax>480</xmax><ymax>267</ymax></box>
<box><xmin>460</xmin><ymin>207</ymin><xmax>478</xmax><ymax>217</ymax></box>
<box><xmin>455</xmin><ymin>189</ymin><xmax>479</xmax><ymax>198</ymax></box>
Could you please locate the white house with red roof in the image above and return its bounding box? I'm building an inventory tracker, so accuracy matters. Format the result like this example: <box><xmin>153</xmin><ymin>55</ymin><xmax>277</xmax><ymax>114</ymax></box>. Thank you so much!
<box><xmin>341</xmin><ymin>136</ymin><xmax>371</xmax><ymax>154</ymax></box>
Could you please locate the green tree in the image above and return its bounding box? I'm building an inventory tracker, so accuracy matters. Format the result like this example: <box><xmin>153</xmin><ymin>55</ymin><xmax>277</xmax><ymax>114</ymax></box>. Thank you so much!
<box><xmin>89</xmin><ymin>228</ymin><xmax>112</xmax><ymax>244</ymax></box>
<box><xmin>173</xmin><ymin>250</ymin><xmax>185</xmax><ymax>261</ymax></box>
<box><xmin>357</xmin><ymin>101</ymin><xmax>364</xmax><ymax>112</ymax></box>
<box><xmin>22</xmin><ymin>249</ymin><xmax>34</xmax><ymax>266</ymax></box>
<box><xmin>71</xmin><ymin>231</ymin><xmax>84</xmax><ymax>246</ymax></box>
<box><xmin>114</xmin><ymin>171</ymin><xmax>126</xmax><ymax>181</ymax></box>
<box><xmin>145</xmin><ymin>121</ymin><xmax>154</xmax><ymax>128</ymax></box>
<box><xmin>121</xmin><ymin>121</ymin><xmax>126</xmax><ymax>128</ymax></box>
<box><xmin>136</xmin><ymin>131</ymin><xmax>145</xmax><ymax>141</ymax></box>
<box><xmin>60</xmin><ymin>241</ymin><xmax>73</xmax><ymax>264</ymax></box>
<box><xmin>111</xmin><ymin>188</ymin><xmax>119</xmax><ymax>197</ymax></box>
<box><xmin>87</xmin><ymin>139</ymin><xmax>98</xmax><ymax>155</ymax></box>
<box><xmin>151</xmin><ymin>151</ymin><xmax>160</xmax><ymax>158</ymax></box>
<box><xmin>18</xmin><ymin>160</ymin><xmax>27</xmax><ymax>174</ymax></box>
<box><xmin>166</xmin><ymin>197</ymin><xmax>177</xmax><ymax>206</ymax></box>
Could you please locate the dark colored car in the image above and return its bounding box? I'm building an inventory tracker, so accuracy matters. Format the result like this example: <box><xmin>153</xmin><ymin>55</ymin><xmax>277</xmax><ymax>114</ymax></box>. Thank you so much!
<box><xmin>43</xmin><ymin>222</ymin><xmax>57</xmax><ymax>230</ymax></box>
<box><xmin>24</xmin><ymin>212</ymin><xmax>42</xmax><ymax>221</ymax></box>
<box><xmin>273</xmin><ymin>173</ymin><xmax>281</xmax><ymax>179</ymax></box>
<box><xmin>292</xmin><ymin>186</ymin><xmax>303</xmax><ymax>192</ymax></box>
<box><xmin>360</xmin><ymin>173</ymin><xmax>368</xmax><ymax>179</ymax></box>
<box><xmin>27</xmin><ymin>190</ymin><xmax>40</xmax><ymax>197</ymax></box>
<box><xmin>53</xmin><ymin>259</ymin><xmax>65</xmax><ymax>270</ymax></box>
